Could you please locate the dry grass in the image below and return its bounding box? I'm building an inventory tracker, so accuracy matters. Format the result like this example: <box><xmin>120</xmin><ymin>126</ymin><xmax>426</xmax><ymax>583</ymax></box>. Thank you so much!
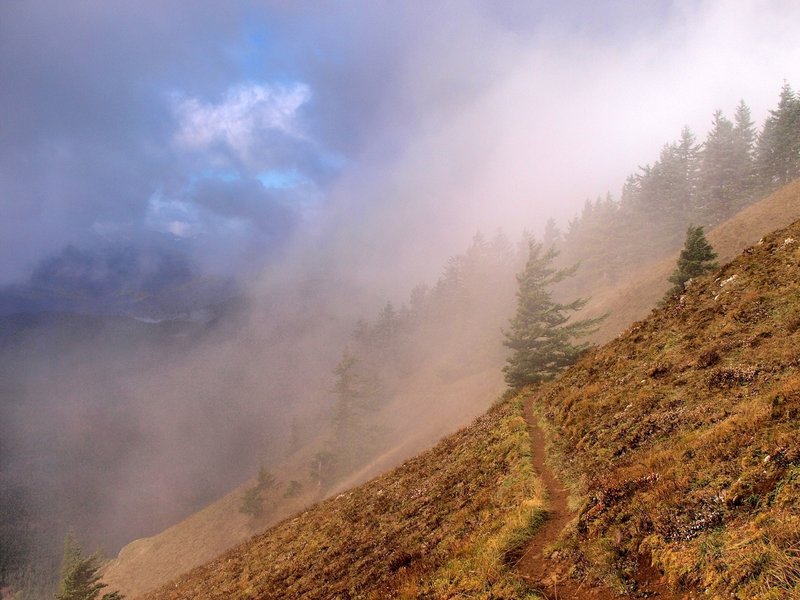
<box><xmin>581</xmin><ymin>178</ymin><xmax>800</xmax><ymax>344</ymax></box>
<box><xmin>529</xmin><ymin>219</ymin><xmax>800</xmax><ymax>597</ymax></box>
<box><xmin>140</xmin><ymin>397</ymin><xmax>545</xmax><ymax>599</ymax></box>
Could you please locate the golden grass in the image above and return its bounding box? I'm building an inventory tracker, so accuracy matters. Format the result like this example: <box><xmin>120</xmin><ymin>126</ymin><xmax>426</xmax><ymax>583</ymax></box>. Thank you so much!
<box><xmin>581</xmin><ymin>178</ymin><xmax>800</xmax><ymax>344</ymax></box>
<box><xmin>141</xmin><ymin>397</ymin><xmax>546</xmax><ymax>599</ymax></box>
<box><xmin>529</xmin><ymin>218</ymin><xmax>800</xmax><ymax>597</ymax></box>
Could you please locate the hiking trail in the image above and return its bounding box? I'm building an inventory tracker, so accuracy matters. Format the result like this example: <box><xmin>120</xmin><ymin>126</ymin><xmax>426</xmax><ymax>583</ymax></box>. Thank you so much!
<box><xmin>518</xmin><ymin>399</ymin><xmax>687</xmax><ymax>599</ymax></box>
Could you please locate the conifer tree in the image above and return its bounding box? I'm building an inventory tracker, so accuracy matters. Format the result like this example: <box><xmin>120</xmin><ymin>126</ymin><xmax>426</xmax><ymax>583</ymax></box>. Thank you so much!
<box><xmin>757</xmin><ymin>82</ymin><xmax>800</xmax><ymax>188</ymax></box>
<box><xmin>55</xmin><ymin>532</ymin><xmax>123</xmax><ymax>600</ymax></box>
<box><xmin>329</xmin><ymin>350</ymin><xmax>381</xmax><ymax>471</ymax></box>
<box><xmin>502</xmin><ymin>242</ymin><xmax>602</xmax><ymax>389</ymax></box>
<box><xmin>732</xmin><ymin>99</ymin><xmax>757</xmax><ymax>201</ymax></box>
<box><xmin>665</xmin><ymin>225</ymin><xmax>718</xmax><ymax>299</ymax></box>
<box><xmin>697</xmin><ymin>110</ymin><xmax>738</xmax><ymax>226</ymax></box>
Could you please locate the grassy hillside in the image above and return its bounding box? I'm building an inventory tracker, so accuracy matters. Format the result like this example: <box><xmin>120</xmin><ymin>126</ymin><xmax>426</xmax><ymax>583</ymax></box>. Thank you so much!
<box><xmin>140</xmin><ymin>398</ymin><xmax>545</xmax><ymax>600</ymax></box>
<box><xmin>101</xmin><ymin>365</ymin><xmax>504</xmax><ymax>598</ymax></box>
<box><xmin>531</xmin><ymin>218</ymin><xmax>800</xmax><ymax>597</ymax></box>
<box><xmin>105</xmin><ymin>179</ymin><xmax>800</xmax><ymax>598</ymax></box>
<box><xmin>582</xmin><ymin>178</ymin><xmax>800</xmax><ymax>343</ymax></box>
<box><xmin>141</xmin><ymin>211</ymin><xmax>800</xmax><ymax>599</ymax></box>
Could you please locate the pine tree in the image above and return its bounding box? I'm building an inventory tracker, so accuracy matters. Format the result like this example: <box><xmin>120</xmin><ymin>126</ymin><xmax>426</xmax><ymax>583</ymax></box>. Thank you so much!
<box><xmin>665</xmin><ymin>225</ymin><xmax>718</xmax><ymax>299</ymax></box>
<box><xmin>502</xmin><ymin>242</ymin><xmax>603</xmax><ymax>389</ymax></box>
<box><xmin>239</xmin><ymin>486</ymin><xmax>265</xmax><ymax>518</ymax></box>
<box><xmin>329</xmin><ymin>350</ymin><xmax>382</xmax><ymax>471</ymax></box>
<box><xmin>732</xmin><ymin>99</ymin><xmax>757</xmax><ymax>202</ymax></box>
<box><xmin>541</xmin><ymin>218</ymin><xmax>562</xmax><ymax>250</ymax></box>
<box><xmin>757</xmin><ymin>82</ymin><xmax>800</xmax><ymax>188</ymax></box>
<box><xmin>697</xmin><ymin>110</ymin><xmax>738</xmax><ymax>226</ymax></box>
<box><xmin>55</xmin><ymin>532</ymin><xmax>123</xmax><ymax>600</ymax></box>
<box><xmin>239</xmin><ymin>466</ymin><xmax>278</xmax><ymax>518</ymax></box>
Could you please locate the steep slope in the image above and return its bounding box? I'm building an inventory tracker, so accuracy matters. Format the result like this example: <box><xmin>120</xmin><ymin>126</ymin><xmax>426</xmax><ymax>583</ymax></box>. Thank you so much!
<box><xmin>101</xmin><ymin>366</ymin><xmax>504</xmax><ymax>597</ymax></box>
<box><xmin>141</xmin><ymin>398</ymin><xmax>545</xmax><ymax>600</ymax></box>
<box><xmin>142</xmin><ymin>214</ymin><xmax>800</xmax><ymax>599</ymax></box>
<box><xmin>105</xmin><ymin>179</ymin><xmax>800</xmax><ymax>598</ymax></box>
<box><xmin>582</xmin><ymin>178</ymin><xmax>800</xmax><ymax>343</ymax></box>
<box><xmin>531</xmin><ymin>218</ymin><xmax>800</xmax><ymax>597</ymax></box>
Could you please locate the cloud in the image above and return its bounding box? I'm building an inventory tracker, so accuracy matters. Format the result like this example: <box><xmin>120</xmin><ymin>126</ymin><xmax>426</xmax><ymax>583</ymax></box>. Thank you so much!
<box><xmin>172</xmin><ymin>82</ymin><xmax>311</xmax><ymax>168</ymax></box>
<box><xmin>1</xmin><ymin>0</ymin><xmax>800</xmax><ymax>292</ymax></box>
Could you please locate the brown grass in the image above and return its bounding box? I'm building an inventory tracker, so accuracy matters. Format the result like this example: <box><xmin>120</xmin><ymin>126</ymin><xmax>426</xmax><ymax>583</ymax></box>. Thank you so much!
<box><xmin>529</xmin><ymin>218</ymin><xmax>800</xmax><ymax>597</ymax></box>
<box><xmin>140</xmin><ymin>397</ymin><xmax>545</xmax><ymax>599</ymax></box>
<box><xmin>581</xmin><ymin>178</ymin><xmax>800</xmax><ymax>344</ymax></box>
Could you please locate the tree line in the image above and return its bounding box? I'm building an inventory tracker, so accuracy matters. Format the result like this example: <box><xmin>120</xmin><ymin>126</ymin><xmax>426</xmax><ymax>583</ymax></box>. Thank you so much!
<box><xmin>556</xmin><ymin>82</ymin><xmax>800</xmax><ymax>294</ymax></box>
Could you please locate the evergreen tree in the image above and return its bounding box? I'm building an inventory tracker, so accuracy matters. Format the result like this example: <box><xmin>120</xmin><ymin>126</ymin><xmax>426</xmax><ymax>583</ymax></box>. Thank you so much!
<box><xmin>239</xmin><ymin>486</ymin><xmax>265</xmax><ymax>518</ymax></box>
<box><xmin>239</xmin><ymin>466</ymin><xmax>278</xmax><ymax>518</ymax></box>
<box><xmin>55</xmin><ymin>532</ymin><xmax>123</xmax><ymax>600</ymax></box>
<box><xmin>665</xmin><ymin>225</ymin><xmax>718</xmax><ymax>298</ymax></box>
<box><xmin>697</xmin><ymin>110</ymin><xmax>738</xmax><ymax>226</ymax></box>
<box><xmin>732</xmin><ymin>99</ymin><xmax>757</xmax><ymax>201</ymax></box>
<box><xmin>329</xmin><ymin>350</ymin><xmax>381</xmax><ymax>471</ymax></box>
<box><xmin>541</xmin><ymin>218</ymin><xmax>562</xmax><ymax>250</ymax></box>
<box><xmin>757</xmin><ymin>82</ymin><xmax>800</xmax><ymax>188</ymax></box>
<box><xmin>502</xmin><ymin>243</ymin><xmax>603</xmax><ymax>389</ymax></box>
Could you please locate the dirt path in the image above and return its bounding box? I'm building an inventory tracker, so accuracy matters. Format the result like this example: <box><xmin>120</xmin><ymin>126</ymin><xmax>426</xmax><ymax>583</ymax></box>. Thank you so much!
<box><xmin>518</xmin><ymin>400</ymin><xmax>685</xmax><ymax>599</ymax></box>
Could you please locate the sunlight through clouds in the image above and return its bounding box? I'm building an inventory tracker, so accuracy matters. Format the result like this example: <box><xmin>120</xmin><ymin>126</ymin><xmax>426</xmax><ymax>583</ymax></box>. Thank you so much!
<box><xmin>172</xmin><ymin>82</ymin><xmax>311</xmax><ymax>166</ymax></box>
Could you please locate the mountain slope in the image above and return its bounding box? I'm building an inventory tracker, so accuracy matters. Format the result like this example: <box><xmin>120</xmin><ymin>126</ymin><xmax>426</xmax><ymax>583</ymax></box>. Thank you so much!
<box><xmin>582</xmin><ymin>178</ymin><xmax>800</xmax><ymax>343</ymax></box>
<box><xmin>141</xmin><ymin>398</ymin><xmax>544</xmax><ymax>600</ymax></box>
<box><xmin>531</xmin><ymin>217</ymin><xmax>800</xmax><ymax>596</ymax></box>
<box><xmin>101</xmin><ymin>365</ymin><xmax>504</xmax><ymax>598</ymax></box>
<box><xmin>145</xmin><ymin>214</ymin><xmax>800</xmax><ymax>599</ymax></box>
<box><xmin>105</xmin><ymin>179</ymin><xmax>800</xmax><ymax>598</ymax></box>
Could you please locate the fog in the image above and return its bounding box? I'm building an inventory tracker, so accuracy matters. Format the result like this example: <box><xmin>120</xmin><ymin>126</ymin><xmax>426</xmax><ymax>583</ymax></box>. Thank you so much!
<box><xmin>2</xmin><ymin>0</ymin><xmax>800</xmax><ymax>596</ymax></box>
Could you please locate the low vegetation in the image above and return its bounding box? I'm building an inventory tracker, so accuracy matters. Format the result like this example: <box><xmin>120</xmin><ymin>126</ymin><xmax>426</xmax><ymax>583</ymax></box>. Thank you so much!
<box><xmin>530</xmin><ymin>219</ymin><xmax>800</xmax><ymax>597</ymax></box>
<box><xmin>143</xmin><ymin>398</ymin><xmax>545</xmax><ymax>599</ymax></box>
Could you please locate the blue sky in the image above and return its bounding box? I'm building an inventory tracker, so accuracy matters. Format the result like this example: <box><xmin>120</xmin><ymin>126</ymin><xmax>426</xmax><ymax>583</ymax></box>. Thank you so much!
<box><xmin>1</xmin><ymin>1</ymin><xmax>799</xmax><ymax>291</ymax></box>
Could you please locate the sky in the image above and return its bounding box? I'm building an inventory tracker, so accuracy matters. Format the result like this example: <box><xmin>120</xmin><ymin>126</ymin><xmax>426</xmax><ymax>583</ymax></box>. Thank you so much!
<box><xmin>2</xmin><ymin>0</ymin><xmax>800</xmax><ymax>299</ymax></box>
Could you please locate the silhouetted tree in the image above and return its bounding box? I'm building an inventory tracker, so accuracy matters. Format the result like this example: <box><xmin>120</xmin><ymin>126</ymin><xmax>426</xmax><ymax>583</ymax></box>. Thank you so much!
<box><xmin>239</xmin><ymin>486</ymin><xmax>265</xmax><ymax>518</ymax></box>
<box><xmin>502</xmin><ymin>242</ymin><xmax>603</xmax><ymax>389</ymax></box>
<box><xmin>283</xmin><ymin>480</ymin><xmax>303</xmax><ymax>498</ymax></box>
<box><xmin>665</xmin><ymin>225</ymin><xmax>718</xmax><ymax>299</ymax></box>
<box><xmin>329</xmin><ymin>350</ymin><xmax>383</xmax><ymax>471</ymax></box>
<box><xmin>732</xmin><ymin>99</ymin><xmax>757</xmax><ymax>200</ymax></box>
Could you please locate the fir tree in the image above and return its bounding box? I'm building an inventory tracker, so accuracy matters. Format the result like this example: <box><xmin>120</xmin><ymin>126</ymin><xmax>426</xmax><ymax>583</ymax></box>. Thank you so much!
<box><xmin>55</xmin><ymin>532</ymin><xmax>123</xmax><ymax>600</ymax></box>
<box><xmin>239</xmin><ymin>486</ymin><xmax>265</xmax><ymax>518</ymax></box>
<box><xmin>665</xmin><ymin>225</ymin><xmax>718</xmax><ymax>298</ymax></box>
<box><xmin>757</xmin><ymin>82</ymin><xmax>800</xmax><ymax>188</ymax></box>
<box><xmin>732</xmin><ymin>99</ymin><xmax>757</xmax><ymax>201</ymax></box>
<box><xmin>697</xmin><ymin>110</ymin><xmax>738</xmax><ymax>226</ymax></box>
<box><xmin>502</xmin><ymin>242</ymin><xmax>603</xmax><ymax>389</ymax></box>
<box><xmin>239</xmin><ymin>466</ymin><xmax>278</xmax><ymax>518</ymax></box>
<box><xmin>328</xmin><ymin>350</ymin><xmax>382</xmax><ymax>471</ymax></box>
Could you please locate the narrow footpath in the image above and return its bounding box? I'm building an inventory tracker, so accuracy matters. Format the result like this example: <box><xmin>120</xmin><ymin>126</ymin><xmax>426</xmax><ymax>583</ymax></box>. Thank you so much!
<box><xmin>519</xmin><ymin>400</ymin><xmax>684</xmax><ymax>599</ymax></box>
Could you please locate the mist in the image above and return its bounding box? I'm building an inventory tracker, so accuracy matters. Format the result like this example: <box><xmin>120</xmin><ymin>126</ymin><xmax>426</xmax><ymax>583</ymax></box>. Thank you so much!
<box><xmin>2</xmin><ymin>1</ymin><xmax>800</xmax><ymax>597</ymax></box>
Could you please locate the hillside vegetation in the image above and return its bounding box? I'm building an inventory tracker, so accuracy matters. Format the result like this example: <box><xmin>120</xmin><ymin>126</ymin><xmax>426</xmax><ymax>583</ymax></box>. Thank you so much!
<box><xmin>141</xmin><ymin>398</ymin><xmax>544</xmax><ymax>599</ymax></box>
<box><xmin>532</xmin><ymin>218</ymin><xmax>800</xmax><ymax>597</ymax></box>
<box><xmin>100</xmin><ymin>365</ymin><xmax>504</xmax><ymax>598</ymax></box>
<box><xmin>104</xmin><ymin>179</ymin><xmax>800</xmax><ymax>599</ymax></box>
<box><xmin>144</xmin><ymin>207</ymin><xmax>800</xmax><ymax>599</ymax></box>
<box><xmin>581</xmin><ymin>178</ymin><xmax>800</xmax><ymax>343</ymax></box>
